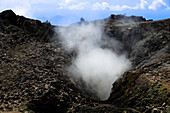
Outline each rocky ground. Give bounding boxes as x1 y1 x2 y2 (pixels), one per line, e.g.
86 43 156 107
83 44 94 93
0 10 169 113
108 56 170 112
105 17 170 112
0 10 94 112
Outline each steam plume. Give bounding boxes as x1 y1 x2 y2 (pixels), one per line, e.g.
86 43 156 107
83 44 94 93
55 22 131 100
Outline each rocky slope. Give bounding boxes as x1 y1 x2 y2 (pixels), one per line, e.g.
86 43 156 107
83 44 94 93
0 10 95 112
108 56 170 112
105 16 170 112
0 10 169 113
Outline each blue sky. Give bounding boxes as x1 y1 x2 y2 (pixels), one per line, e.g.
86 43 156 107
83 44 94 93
0 0 170 25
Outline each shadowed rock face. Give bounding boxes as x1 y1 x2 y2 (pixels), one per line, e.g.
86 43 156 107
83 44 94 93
104 18 170 68
0 10 169 112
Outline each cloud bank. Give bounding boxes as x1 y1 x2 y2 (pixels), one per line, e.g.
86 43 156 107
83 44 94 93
57 0 170 11
0 0 169 18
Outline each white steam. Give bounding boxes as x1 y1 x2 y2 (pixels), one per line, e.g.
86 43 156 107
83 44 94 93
55 22 131 100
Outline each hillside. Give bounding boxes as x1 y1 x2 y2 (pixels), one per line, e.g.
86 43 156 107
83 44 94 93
0 10 169 113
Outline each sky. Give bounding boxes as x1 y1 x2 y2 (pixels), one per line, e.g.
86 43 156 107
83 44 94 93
0 0 170 25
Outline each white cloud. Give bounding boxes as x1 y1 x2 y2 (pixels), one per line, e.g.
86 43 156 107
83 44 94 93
0 0 34 18
148 0 170 10
109 5 133 11
58 0 143 11
0 0 169 18
65 0 77 3
91 0 169 11
59 1 88 10
92 1 146 11
58 0 88 10
68 2 88 10
92 2 109 10
139 0 148 9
